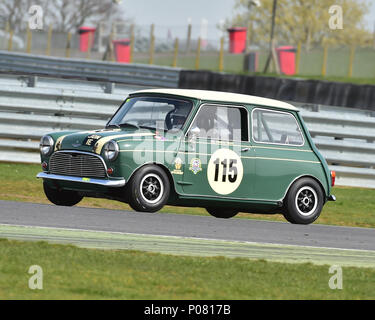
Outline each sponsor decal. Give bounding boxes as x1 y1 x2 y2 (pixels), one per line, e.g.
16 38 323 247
154 131 166 141
83 134 102 147
189 158 202 175
154 135 166 141
171 157 183 175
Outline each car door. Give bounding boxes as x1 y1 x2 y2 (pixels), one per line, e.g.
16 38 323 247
179 103 255 200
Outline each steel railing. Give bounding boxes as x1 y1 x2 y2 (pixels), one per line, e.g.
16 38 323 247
0 51 181 88
295 103 375 188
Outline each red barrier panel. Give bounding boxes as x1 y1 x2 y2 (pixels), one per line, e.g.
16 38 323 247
112 39 131 63
277 46 296 76
78 27 96 52
227 27 247 54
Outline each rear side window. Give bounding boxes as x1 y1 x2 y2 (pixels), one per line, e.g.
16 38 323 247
252 109 304 146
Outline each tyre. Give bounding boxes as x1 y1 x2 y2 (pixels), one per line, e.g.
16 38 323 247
206 207 238 219
127 165 170 212
283 178 324 225
43 181 83 206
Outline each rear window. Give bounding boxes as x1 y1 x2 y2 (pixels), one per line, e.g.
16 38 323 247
252 109 304 146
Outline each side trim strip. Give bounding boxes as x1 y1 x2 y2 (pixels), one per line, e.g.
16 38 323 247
119 149 320 164
248 156 320 164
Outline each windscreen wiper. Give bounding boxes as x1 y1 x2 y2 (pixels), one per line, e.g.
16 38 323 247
106 124 120 129
114 122 139 129
118 122 140 129
106 122 140 130
139 125 158 131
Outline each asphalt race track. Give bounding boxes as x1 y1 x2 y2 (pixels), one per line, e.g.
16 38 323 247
1 200 374 251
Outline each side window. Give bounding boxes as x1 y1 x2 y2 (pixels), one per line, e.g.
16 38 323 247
252 109 304 146
189 105 248 142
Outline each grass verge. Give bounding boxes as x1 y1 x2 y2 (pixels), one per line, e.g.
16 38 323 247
0 162 374 228
0 239 374 300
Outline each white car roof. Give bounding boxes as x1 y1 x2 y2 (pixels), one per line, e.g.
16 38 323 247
132 89 299 112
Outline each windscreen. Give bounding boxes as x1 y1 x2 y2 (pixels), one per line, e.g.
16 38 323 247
108 96 193 132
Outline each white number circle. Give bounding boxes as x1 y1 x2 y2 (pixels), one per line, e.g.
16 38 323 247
207 149 243 195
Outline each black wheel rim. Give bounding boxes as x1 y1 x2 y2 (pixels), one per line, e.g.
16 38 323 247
140 173 164 204
295 186 318 216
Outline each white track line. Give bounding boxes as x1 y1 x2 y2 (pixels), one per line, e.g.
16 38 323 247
0 223 374 254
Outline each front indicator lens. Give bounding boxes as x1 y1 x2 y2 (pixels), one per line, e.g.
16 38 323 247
104 140 119 161
40 135 54 156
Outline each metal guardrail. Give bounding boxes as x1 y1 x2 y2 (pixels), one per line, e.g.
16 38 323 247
0 51 181 88
0 74 374 189
0 75 124 163
296 103 375 188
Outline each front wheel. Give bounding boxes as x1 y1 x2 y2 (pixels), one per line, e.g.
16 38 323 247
127 165 170 213
43 181 83 206
283 178 324 224
206 207 238 219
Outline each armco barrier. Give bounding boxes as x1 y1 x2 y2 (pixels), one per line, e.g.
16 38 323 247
179 70 375 111
0 74 374 188
0 51 180 88
0 75 125 163
295 103 375 188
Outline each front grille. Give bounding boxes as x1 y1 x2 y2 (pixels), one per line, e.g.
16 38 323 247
50 152 107 178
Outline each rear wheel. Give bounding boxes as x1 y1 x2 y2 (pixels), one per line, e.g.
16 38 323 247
283 178 324 224
43 181 83 206
127 165 170 213
206 207 238 219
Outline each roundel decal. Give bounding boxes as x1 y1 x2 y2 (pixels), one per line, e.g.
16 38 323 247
207 148 243 195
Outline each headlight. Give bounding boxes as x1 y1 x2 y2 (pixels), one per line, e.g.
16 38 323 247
40 135 54 156
103 140 119 161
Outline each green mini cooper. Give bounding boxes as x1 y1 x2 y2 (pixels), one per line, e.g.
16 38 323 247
37 89 336 224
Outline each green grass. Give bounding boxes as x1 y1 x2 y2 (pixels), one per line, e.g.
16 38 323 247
0 162 374 228
0 239 374 299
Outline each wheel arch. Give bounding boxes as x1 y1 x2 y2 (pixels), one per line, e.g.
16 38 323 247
283 174 327 204
127 162 177 197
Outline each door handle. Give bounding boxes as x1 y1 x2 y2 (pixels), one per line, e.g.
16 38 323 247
241 147 250 153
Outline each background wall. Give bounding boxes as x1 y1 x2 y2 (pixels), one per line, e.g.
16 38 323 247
179 70 375 111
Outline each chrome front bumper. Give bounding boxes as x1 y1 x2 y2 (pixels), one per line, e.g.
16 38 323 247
37 172 126 188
